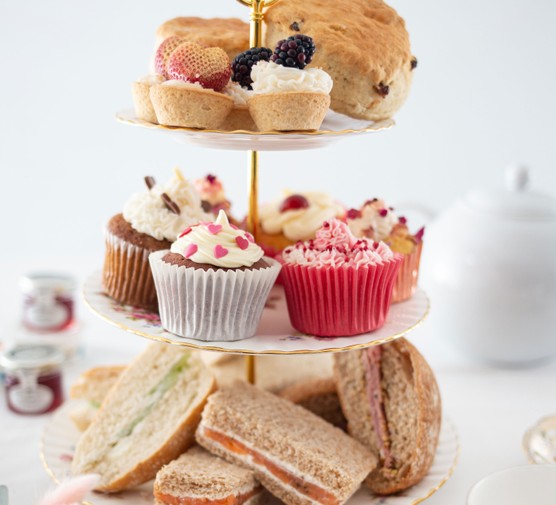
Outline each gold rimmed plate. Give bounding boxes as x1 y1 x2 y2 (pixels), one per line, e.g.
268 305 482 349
116 109 394 151
41 402 458 505
83 271 429 355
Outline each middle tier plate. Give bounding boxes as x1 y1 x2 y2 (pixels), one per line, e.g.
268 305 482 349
84 271 429 355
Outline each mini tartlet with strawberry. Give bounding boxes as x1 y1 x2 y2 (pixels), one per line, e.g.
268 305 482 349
231 35 333 131
347 199 425 303
149 37 234 129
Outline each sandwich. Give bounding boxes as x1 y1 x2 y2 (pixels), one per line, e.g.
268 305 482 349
278 376 347 430
69 364 126 431
154 446 264 505
196 381 375 505
71 343 216 492
333 338 442 494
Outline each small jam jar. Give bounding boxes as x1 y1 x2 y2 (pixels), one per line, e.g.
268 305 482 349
20 273 76 332
1 344 65 415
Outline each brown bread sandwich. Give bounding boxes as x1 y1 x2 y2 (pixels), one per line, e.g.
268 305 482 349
154 446 264 505
196 381 375 505
333 338 441 494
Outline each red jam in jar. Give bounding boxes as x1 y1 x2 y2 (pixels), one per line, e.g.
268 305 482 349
1 344 65 415
20 273 76 332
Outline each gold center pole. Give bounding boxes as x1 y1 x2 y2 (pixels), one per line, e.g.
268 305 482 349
237 0 280 384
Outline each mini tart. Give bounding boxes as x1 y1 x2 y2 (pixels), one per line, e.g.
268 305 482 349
132 81 158 124
150 83 234 129
248 91 330 131
218 104 257 131
103 213 170 312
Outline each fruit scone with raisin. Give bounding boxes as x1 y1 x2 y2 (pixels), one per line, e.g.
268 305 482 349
264 0 417 120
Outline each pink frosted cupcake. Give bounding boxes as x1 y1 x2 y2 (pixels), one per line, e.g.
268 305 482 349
347 199 424 303
280 219 402 337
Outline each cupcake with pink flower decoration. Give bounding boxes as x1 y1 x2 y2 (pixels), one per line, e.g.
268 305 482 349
346 198 424 303
149 209 281 341
280 219 402 337
194 174 233 216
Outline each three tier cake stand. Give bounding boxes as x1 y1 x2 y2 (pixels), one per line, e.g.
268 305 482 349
41 1 460 503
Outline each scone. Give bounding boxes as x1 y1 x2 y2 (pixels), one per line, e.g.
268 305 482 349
264 0 416 120
156 17 249 60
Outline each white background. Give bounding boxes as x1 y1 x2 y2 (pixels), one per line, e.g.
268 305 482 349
1 0 556 266
1 1 556 504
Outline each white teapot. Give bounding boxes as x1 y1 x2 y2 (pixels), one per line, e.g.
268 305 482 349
421 165 556 365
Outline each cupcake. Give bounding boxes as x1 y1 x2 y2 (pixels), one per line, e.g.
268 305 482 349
219 82 257 131
347 199 424 303
103 168 212 311
280 219 402 337
194 174 232 216
258 191 345 257
149 40 234 129
149 210 281 341
132 74 165 123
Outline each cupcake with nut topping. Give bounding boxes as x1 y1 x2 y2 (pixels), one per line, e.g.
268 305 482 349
103 168 212 311
280 219 402 337
149 210 281 341
347 199 424 303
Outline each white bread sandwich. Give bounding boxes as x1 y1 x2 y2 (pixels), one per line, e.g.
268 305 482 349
71 343 216 492
196 381 375 505
154 445 264 505
278 376 347 431
333 338 441 495
69 364 127 431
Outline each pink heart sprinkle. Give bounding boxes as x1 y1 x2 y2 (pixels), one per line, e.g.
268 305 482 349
214 244 229 259
184 243 198 258
245 232 255 243
179 227 192 238
230 224 239 230
207 224 222 235
235 236 249 250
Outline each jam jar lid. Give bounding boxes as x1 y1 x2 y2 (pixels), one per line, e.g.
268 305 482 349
19 272 76 294
0 344 65 372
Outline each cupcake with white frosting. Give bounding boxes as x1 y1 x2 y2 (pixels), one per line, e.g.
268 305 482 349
247 60 333 131
258 190 345 257
103 168 212 311
149 210 281 341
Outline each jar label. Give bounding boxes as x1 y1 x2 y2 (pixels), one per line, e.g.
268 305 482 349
25 302 69 330
9 383 53 413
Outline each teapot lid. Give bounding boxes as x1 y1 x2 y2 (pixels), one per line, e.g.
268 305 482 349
463 165 556 219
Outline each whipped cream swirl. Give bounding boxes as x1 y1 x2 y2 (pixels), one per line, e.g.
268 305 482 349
250 61 333 95
171 210 264 268
347 199 401 241
123 168 212 242
223 82 252 105
282 219 396 268
259 191 344 242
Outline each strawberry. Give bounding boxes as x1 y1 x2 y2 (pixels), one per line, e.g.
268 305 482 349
167 41 232 92
155 36 186 79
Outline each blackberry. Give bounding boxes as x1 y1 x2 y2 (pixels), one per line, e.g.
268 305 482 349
231 47 273 89
270 34 316 69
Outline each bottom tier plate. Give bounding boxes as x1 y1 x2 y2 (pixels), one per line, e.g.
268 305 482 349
41 402 459 505
83 271 430 355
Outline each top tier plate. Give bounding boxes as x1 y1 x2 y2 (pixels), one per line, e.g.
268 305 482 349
116 109 394 151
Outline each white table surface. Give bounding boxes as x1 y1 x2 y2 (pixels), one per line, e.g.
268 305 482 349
1 258 555 505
